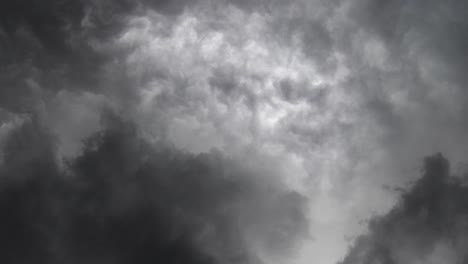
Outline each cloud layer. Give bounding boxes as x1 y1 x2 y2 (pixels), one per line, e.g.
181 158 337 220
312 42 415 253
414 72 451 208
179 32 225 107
1 0 468 263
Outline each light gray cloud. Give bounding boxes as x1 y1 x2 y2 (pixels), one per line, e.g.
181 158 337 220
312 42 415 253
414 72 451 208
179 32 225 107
1 0 468 264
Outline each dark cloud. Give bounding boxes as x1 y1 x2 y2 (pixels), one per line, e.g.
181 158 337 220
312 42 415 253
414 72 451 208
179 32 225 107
0 114 308 264
340 153 468 264
0 0 85 53
0 0 193 114
0 6 312 263
0 0 229 115
0 0 110 113
3 0 468 263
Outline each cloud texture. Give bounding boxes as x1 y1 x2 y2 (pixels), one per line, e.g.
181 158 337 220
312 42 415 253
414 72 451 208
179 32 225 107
0 115 309 264
340 154 468 264
1 0 468 263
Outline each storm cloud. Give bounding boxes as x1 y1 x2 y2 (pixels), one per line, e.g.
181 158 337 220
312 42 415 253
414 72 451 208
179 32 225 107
0 114 308 264
1 0 468 264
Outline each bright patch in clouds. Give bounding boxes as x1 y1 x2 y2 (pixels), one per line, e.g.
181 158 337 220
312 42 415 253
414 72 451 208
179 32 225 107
2 1 468 264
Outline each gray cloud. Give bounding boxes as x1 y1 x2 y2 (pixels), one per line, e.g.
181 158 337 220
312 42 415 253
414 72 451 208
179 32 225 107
321 0 468 187
0 114 309 264
326 1 468 262
340 154 468 264
2 0 468 263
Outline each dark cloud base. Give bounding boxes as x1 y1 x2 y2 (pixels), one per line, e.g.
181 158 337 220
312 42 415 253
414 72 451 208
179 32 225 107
341 154 468 264
0 116 307 264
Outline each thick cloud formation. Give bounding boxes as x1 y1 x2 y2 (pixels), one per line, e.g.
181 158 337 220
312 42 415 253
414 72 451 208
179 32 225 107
0 115 308 264
2 0 468 263
0 2 315 263
340 154 468 264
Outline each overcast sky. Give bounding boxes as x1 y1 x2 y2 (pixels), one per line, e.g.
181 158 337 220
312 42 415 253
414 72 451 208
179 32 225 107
1 1 468 264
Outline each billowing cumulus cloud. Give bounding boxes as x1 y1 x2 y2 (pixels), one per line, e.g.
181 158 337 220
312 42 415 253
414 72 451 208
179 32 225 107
0 115 309 264
1 0 468 263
